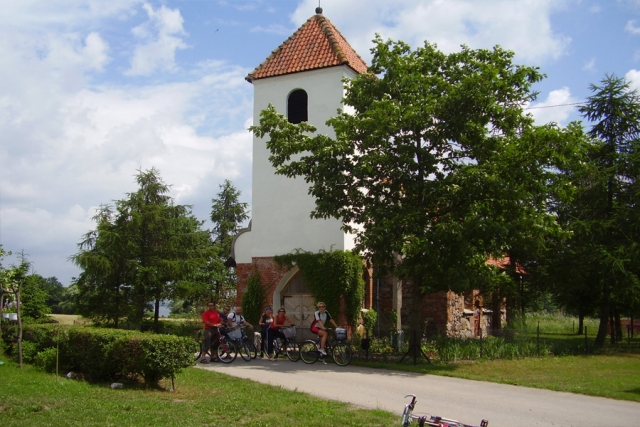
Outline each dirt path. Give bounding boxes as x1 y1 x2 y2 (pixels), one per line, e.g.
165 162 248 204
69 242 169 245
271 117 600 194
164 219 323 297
197 358 640 427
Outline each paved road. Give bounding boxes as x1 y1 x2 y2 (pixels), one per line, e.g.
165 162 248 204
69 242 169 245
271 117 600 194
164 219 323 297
196 358 640 427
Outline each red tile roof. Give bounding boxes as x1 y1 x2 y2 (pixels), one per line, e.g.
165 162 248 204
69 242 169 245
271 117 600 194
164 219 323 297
486 256 526 274
246 12 368 82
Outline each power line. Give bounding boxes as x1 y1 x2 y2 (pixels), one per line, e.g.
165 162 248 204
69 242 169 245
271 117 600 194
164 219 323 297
525 101 586 110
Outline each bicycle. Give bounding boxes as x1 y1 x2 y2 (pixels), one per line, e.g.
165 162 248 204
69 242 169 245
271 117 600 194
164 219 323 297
254 331 263 357
266 325 300 362
195 327 222 362
400 394 489 427
241 326 258 359
195 327 238 363
300 327 352 365
227 325 255 362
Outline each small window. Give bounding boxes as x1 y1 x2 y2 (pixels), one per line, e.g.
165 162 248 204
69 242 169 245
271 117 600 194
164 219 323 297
288 89 308 124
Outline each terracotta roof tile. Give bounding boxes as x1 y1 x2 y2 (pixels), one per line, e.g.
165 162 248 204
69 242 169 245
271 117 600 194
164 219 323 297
246 12 368 82
486 256 526 274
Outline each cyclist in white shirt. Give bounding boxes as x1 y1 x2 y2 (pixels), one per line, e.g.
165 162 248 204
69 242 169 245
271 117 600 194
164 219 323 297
310 302 338 355
227 306 253 334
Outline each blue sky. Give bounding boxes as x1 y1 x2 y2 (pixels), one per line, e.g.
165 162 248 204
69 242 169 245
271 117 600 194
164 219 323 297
2 0 640 285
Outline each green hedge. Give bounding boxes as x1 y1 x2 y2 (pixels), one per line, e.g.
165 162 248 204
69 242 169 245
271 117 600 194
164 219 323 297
9 325 196 386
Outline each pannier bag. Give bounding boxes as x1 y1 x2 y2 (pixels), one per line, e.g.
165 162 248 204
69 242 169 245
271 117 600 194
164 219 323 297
283 326 296 339
227 327 242 340
335 328 347 340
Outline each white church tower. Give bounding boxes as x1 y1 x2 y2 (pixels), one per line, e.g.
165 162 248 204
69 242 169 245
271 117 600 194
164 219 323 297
232 7 369 330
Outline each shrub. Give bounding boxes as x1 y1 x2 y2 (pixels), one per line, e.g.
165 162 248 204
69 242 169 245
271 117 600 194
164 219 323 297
34 347 58 372
58 327 194 386
22 323 59 351
64 328 136 381
138 335 195 385
20 340 38 363
361 309 377 338
242 269 264 325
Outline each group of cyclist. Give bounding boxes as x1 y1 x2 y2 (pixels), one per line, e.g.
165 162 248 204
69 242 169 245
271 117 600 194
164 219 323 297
199 301 254 363
201 301 339 361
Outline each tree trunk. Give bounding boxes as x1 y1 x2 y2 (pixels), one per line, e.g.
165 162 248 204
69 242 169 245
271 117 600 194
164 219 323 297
154 298 160 333
491 289 502 334
595 281 610 348
16 287 23 369
609 309 615 345
114 283 120 328
410 276 423 352
577 311 584 335
614 309 622 343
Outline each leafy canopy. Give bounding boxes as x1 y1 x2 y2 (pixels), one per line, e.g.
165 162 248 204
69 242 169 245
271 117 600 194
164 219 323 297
252 37 569 301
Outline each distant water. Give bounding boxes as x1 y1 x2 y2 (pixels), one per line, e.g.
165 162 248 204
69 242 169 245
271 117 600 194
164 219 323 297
159 301 171 318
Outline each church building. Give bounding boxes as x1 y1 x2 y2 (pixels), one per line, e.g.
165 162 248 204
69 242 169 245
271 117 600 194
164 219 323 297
232 7 502 340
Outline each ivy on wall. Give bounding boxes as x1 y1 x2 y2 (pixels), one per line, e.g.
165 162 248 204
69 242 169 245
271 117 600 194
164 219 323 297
274 250 365 326
241 269 264 325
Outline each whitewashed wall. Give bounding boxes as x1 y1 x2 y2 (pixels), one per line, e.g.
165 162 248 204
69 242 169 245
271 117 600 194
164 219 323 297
239 65 358 259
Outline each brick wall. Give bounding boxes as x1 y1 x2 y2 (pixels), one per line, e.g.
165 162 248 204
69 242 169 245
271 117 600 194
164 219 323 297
235 257 290 310
375 277 499 338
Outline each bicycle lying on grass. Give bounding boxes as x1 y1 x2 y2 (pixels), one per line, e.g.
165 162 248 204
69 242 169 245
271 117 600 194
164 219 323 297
401 394 489 427
299 327 352 365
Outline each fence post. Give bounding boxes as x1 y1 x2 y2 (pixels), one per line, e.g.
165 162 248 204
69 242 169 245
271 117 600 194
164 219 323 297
537 321 540 357
584 326 588 354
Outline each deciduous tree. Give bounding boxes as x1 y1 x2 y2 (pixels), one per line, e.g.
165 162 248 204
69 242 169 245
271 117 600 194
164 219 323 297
252 37 572 340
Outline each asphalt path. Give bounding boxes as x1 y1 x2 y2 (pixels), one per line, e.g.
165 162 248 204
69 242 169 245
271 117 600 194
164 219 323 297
196 357 640 427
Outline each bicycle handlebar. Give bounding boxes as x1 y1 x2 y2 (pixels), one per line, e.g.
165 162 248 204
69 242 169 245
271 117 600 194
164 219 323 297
401 394 488 427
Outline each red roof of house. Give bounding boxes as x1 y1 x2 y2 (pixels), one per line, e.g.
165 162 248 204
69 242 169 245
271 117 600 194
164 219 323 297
486 256 526 274
246 10 368 82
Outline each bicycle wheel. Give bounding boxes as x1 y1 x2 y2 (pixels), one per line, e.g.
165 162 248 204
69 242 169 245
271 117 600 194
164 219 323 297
332 343 352 366
216 339 238 363
245 338 258 359
195 338 203 361
266 338 280 360
285 340 300 362
299 340 319 364
254 333 262 354
238 340 252 362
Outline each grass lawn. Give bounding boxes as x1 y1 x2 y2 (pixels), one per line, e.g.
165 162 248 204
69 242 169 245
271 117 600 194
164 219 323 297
0 356 397 427
354 353 640 402
47 314 90 326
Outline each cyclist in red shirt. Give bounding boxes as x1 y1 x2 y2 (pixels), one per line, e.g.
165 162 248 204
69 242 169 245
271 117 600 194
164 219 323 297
200 301 223 363
267 307 294 357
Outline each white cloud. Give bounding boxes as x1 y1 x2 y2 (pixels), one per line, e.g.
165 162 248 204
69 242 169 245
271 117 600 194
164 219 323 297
83 32 110 70
0 1 253 283
625 20 640 35
0 0 143 28
625 69 640 90
293 0 572 65
527 87 577 126
126 3 189 76
583 58 596 71
250 24 293 35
